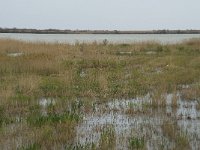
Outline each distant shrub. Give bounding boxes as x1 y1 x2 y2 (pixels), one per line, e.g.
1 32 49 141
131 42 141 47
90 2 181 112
103 39 108 45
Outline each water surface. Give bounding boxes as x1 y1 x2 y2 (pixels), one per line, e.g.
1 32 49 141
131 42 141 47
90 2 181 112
75 93 200 149
0 33 200 44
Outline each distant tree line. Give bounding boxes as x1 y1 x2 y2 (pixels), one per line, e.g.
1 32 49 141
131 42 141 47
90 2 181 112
0 28 200 34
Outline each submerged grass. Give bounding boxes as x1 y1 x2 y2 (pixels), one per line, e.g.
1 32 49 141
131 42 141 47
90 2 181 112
162 120 190 150
99 125 116 150
129 136 145 150
0 39 200 149
27 111 81 127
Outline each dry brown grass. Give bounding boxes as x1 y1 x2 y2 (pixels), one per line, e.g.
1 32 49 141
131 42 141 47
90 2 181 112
181 86 200 100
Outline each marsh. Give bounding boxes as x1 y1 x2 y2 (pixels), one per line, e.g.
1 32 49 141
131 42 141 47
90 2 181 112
0 38 200 149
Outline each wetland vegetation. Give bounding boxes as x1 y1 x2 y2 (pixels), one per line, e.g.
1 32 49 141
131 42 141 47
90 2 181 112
0 39 200 149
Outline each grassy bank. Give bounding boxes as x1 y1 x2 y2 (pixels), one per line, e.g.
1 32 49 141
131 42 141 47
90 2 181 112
0 39 200 149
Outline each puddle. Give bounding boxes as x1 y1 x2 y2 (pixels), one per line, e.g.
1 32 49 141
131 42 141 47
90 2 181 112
39 97 55 107
80 70 86 78
76 93 200 149
180 84 191 89
39 98 55 115
7 52 24 57
118 52 132 55
154 68 163 74
146 51 156 55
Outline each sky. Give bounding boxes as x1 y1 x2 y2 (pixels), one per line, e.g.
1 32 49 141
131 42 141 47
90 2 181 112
0 0 200 30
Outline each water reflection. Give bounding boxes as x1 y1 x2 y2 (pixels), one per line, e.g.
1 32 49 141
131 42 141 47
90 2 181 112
76 93 200 149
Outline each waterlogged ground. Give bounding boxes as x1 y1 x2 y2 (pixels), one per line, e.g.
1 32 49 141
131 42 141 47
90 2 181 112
2 92 200 150
1 39 200 149
75 93 200 149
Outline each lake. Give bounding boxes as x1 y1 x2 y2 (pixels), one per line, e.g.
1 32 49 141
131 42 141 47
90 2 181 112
0 33 200 44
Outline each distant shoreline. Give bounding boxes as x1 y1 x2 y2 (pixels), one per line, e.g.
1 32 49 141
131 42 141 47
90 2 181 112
0 28 200 34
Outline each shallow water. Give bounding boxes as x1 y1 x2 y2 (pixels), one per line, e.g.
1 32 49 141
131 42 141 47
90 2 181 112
1 94 199 149
39 98 56 115
75 93 200 149
1 33 200 44
7 52 24 57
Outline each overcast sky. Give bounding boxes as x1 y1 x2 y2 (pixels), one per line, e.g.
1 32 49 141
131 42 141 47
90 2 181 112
0 0 199 30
